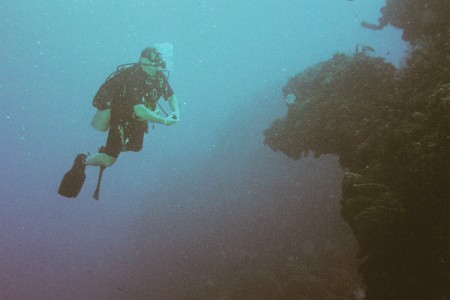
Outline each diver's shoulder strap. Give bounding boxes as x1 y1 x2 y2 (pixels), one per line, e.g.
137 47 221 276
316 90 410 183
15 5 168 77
105 63 139 83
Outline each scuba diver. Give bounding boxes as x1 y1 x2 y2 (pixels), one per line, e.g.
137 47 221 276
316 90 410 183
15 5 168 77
58 46 180 199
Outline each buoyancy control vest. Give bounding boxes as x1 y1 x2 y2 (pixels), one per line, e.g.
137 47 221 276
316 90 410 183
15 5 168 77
92 63 140 111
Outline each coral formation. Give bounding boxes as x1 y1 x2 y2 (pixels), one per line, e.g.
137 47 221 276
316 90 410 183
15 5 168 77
264 1 449 298
361 0 450 44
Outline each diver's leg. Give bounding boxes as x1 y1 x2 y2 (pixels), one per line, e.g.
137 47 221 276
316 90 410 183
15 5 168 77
91 109 111 132
84 125 121 167
85 153 116 167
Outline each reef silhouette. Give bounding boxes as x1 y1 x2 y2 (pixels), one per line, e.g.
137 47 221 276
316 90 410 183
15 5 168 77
264 1 449 299
360 0 449 44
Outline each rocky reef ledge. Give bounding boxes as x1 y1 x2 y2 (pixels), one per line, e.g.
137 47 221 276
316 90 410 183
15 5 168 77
264 16 449 299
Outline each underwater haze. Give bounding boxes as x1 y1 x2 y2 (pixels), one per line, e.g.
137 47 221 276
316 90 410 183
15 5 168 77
0 1 408 299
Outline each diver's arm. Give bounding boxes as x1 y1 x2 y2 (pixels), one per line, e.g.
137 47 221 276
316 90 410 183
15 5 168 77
134 104 166 124
168 95 180 119
134 104 178 126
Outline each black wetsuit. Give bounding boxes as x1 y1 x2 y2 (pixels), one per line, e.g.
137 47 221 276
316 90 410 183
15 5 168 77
92 65 174 157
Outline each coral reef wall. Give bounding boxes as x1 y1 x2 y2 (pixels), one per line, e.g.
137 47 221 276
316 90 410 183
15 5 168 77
264 1 449 299
361 0 449 44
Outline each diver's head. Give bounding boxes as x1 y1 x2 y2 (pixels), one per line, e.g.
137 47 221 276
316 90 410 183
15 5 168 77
140 47 166 75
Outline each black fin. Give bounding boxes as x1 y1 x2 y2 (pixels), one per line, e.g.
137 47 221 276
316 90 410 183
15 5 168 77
92 146 106 200
58 154 87 198
93 166 105 200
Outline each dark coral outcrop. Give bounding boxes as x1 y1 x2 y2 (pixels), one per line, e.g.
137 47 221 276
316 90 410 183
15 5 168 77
361 0 450 44
264 1 449 297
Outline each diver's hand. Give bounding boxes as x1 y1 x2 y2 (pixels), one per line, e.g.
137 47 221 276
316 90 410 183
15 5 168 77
163 115 178 126
171 111 180 121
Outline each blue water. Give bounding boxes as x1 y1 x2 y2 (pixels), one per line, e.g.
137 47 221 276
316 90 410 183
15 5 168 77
0 1 408 299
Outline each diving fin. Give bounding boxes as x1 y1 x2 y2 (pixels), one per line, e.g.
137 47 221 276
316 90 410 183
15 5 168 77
58 154 87 198
93 166 105 200
92 146 107 200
